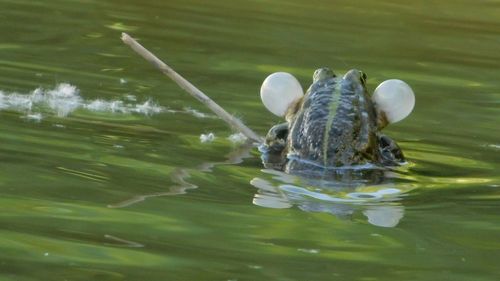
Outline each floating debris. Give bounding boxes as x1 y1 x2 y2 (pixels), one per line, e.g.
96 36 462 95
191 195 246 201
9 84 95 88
43 83 82 117
200 133 216 143
0 83 165 118
132 100 164 115
24 113 43 122
486 144 500 150
227 132 247 144
124 94 136 101
84 99 126 113
0 83 233 126
184 107 216 119
297 248 320 254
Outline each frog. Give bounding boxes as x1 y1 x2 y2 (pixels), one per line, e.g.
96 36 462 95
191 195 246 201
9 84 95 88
260 67 408 174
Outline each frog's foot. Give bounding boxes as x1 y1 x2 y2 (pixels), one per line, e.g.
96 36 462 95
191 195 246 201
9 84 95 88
264 122 289 153
378 134 405 165
260 123 289 170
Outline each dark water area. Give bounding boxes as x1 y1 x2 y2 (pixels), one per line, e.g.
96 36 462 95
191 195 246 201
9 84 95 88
0 0 499 280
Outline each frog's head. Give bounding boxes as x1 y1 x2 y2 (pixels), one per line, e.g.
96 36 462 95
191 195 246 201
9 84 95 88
313 67 336 83
260 67 415 170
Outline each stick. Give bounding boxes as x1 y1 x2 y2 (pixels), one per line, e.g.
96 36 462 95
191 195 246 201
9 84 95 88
121 33 263 143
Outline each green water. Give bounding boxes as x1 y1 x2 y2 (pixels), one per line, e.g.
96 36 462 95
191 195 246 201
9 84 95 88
1 0 499 280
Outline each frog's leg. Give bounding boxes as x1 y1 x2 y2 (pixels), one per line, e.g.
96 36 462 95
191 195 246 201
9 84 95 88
377 134 405 165
264 122 289 152
260 123 289 170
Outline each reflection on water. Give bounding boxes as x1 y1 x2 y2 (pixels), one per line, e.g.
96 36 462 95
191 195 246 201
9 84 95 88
108 140 407 228
103 234 144 248
363 205 404 228
109 141 255 208
107 167 197 208
251 168 409 227
1 0 500 280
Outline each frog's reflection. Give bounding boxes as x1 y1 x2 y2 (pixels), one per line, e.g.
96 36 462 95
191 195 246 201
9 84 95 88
109 142 406 228
250 169 406 228
108 141 255 208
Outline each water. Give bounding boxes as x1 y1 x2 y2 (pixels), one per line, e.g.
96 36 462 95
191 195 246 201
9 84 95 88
0 0 499 280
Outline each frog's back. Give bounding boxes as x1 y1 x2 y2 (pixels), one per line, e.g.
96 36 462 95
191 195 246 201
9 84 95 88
287 71 379 170
288 76 338 164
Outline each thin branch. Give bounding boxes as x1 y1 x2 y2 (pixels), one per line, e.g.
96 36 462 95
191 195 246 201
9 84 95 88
121 33 263 143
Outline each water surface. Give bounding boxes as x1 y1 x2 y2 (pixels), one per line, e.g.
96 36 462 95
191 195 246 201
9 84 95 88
0 0 499 280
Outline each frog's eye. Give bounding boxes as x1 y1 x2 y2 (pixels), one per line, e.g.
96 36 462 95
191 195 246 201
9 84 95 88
260 72 304 117
372 79 415 126
359 71 367 84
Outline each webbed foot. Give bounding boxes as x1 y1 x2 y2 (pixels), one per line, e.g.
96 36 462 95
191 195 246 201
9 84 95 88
264 122 289 153
260 123 290 170
378 134 405 165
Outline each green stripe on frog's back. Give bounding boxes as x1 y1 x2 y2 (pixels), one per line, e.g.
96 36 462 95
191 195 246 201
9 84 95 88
322 80 341 166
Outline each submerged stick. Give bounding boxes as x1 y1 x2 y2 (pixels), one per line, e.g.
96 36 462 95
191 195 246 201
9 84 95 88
121 33 263 143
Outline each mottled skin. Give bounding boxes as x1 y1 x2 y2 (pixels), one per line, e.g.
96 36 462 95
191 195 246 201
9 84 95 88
261 68 404 173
